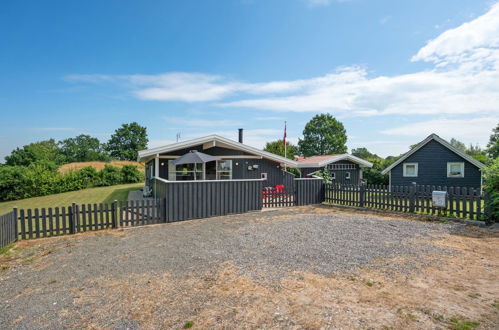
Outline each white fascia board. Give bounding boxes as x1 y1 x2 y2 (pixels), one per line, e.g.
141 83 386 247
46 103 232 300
381 134 486 175
138 135 298 167
296 154 373 168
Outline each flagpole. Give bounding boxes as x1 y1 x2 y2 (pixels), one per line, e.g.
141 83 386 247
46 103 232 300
284 121 287 172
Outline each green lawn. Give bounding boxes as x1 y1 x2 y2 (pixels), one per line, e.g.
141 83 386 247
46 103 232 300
0 183 143 214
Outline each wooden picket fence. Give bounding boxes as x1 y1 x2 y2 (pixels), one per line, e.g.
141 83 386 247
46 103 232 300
0 211 16 249
324 184 485 220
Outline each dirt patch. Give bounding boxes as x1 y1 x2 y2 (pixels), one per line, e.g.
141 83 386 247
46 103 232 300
0 208 497 329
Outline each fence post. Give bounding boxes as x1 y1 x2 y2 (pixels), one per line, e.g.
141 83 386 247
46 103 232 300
69 203 77 234
359 184 365 208
111 200 118 229
409 183 416 213
162 197 167 223
13 207 18 242
483 191 493 222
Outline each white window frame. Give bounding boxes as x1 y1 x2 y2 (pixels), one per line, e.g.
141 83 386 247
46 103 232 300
168 160 204 181
345 172 350 180
261 172 268 180
216 160 232 180
331 172 336 180
403 163 418 177
447 162 465 178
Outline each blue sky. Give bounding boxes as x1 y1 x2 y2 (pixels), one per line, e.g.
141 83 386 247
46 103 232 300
1 0 498 160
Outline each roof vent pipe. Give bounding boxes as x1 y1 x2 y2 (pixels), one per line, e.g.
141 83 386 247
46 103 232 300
238 128 243 143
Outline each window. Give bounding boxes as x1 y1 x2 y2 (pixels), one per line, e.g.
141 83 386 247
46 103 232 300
168 160 204 181
261 172 268 180
403 163 418 177
328 164 356 170
447 162 464 178
216 160 232 180
331 172 336 180
345 172 351 180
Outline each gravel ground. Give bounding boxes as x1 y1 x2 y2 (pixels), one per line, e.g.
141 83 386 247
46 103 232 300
0 206 468 329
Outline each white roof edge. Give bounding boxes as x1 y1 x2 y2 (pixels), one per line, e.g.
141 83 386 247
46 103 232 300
381 134 486 175
297 154 373 168
138 134 298 167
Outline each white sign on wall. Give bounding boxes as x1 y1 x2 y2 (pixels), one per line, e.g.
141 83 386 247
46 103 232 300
432 191 447 208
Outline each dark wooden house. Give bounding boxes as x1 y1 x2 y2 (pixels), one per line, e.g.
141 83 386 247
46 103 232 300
138 131 297 189
381 134 485 189
297 154 373 185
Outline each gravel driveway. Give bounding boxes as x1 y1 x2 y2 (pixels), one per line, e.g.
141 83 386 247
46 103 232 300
0 206 496 329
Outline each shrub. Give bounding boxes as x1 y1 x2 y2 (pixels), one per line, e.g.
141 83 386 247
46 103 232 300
121 165 144 183
0 163 142 202
483 157 499 223
98 165 123 186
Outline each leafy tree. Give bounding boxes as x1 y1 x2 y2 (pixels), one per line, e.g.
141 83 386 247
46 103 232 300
5 139 62 166
487 123 499 159
351 147 378 159
484 157 499 223
106 122 148 161
362 158 389 185
263 140 298 159
450 138 467 153
298 114 347 157
59 134 109 163
450 138 490 164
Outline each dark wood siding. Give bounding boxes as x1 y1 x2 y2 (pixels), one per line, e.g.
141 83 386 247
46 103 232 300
390 140 482 188
300 160 362 184
153 145 294 188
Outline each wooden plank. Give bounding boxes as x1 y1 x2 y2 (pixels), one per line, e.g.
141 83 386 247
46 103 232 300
48 207 54 237
19 209 26 240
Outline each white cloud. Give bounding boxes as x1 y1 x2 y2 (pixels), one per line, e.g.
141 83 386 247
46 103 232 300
66 2 499 135
412 2 499 65
381 117 498 144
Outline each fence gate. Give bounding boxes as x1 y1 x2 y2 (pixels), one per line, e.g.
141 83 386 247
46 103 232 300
262 178 324 208
119 199 163 227
262 186 295 208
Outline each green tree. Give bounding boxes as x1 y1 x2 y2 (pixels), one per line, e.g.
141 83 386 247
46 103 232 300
59 134 110 163
351 147 378 159
484 157 499 222
487 123 499 159
263 140 298 159
450 138 467 153
106 122 148 161
4 139 62 166
298 114 347 157
450 138 490 164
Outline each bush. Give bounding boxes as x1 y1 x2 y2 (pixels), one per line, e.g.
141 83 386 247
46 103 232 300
0 163 143 202
98 165 123 186
121 165 143 183
484 158 499 223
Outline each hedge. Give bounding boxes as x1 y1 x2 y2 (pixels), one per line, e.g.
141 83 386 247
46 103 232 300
0 162 144 202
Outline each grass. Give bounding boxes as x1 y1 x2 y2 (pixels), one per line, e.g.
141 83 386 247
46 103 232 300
183 321 194 328
0 243 14 255
58 160 144 173
0 183 142 214
448 317 480 330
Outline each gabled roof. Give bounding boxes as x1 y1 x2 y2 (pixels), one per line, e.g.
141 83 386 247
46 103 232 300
296 154 373 168
137 134 297 167
381 134 486 175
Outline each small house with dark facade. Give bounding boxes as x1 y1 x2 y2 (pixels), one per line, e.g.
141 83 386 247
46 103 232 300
296 154 373 184
381 134 485 189
137 131 297 190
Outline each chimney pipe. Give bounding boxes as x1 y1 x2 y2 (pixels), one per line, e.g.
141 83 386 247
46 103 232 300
238 128 243 143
